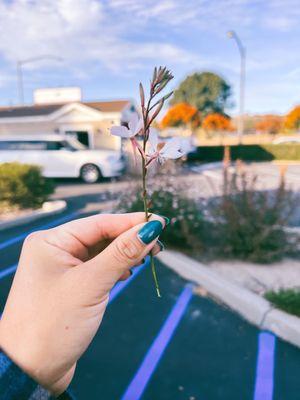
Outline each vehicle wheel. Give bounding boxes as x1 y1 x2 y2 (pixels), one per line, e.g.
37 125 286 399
80 164 101 183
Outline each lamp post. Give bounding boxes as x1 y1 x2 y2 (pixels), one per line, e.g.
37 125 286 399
17 55 63 105
227 30 246 144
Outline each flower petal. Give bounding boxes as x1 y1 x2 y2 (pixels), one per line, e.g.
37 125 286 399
160 137 183 159
128 113 143 136
111 126 131 138
148 128 159 149
146 128 159 157
134 117 144 135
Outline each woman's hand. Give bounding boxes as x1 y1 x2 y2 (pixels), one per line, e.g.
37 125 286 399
0 212 164 395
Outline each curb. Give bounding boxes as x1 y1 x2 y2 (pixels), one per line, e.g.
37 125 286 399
0 200 67 231
158 250 300 348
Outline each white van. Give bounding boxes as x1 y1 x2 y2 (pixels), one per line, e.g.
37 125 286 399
0 135 125 183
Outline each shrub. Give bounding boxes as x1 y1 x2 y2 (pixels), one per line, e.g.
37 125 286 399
0 162 54 210
284 105 300 131
187 144 300 162
116 162 298 263
265 289 300 317
213 167 297 263
161 103 201 129
255 114 283 135
201 113 233 132
115 164 214 254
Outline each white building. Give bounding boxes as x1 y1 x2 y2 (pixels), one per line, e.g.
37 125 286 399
0 87 136 150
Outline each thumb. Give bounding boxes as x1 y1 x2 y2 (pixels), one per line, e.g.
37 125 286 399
82 217 164 290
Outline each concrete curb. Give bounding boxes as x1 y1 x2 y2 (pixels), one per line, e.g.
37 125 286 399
0 200 67 231
158 250 300 348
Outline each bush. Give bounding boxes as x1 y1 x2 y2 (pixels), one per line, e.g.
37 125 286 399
115 164 214 254
265 289 300 317
213 167 297 263
187 144 300 162
0 162 54 210
115 162 298 263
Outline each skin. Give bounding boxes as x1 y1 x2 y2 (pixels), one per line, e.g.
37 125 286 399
0 212 164 395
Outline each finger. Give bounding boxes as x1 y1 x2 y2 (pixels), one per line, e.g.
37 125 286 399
46 213 163 260
82 218 164 290
119 270 132 281
50 212 149 249
152 240 165 256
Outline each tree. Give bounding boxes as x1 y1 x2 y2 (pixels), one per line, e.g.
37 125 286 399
171 72 231 115
202 113 233 132
255 115 283 135
284 106 300 131
161 103 200 129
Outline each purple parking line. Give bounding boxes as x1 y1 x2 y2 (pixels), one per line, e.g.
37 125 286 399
0 212 78 251
121 284 193 400
109 260 148 304
0 264 17 280
253 331 276 400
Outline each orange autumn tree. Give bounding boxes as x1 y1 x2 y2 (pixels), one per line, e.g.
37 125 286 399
284 106 300 130
255 115 283 135
161 102 200 129
202 113 232 131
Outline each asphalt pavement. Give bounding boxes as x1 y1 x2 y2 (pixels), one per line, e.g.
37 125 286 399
0 177 300 399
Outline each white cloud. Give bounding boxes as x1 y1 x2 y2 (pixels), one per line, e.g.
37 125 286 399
0 0 198 73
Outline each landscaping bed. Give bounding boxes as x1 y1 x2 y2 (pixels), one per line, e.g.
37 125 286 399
0 162 56 228
115 161 300 319
187 143 300 162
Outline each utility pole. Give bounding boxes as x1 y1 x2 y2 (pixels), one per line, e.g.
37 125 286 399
227 30 246 145
16 55 63 105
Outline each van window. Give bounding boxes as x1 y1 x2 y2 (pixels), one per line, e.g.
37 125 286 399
46 141 65 150
0 141 47 150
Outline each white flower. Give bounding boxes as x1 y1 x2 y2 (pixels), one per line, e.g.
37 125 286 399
110 113 143 138
147 129 184 163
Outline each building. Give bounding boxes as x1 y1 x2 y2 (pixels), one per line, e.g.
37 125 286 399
0 87 136 150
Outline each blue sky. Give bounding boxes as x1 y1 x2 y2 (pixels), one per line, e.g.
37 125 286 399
0 0 299 115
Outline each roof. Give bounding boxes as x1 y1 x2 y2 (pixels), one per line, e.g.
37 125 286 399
0 134 64 141
85 100 130 112
0 104 62 118
0 100 131 118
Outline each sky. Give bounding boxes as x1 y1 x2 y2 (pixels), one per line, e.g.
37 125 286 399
0 0 299 115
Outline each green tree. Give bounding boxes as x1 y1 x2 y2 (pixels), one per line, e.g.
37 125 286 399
171 72 231 115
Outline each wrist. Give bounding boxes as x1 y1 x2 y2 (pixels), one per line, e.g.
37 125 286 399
0 321 63 395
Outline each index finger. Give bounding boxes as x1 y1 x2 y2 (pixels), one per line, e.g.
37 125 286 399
50 212 164 248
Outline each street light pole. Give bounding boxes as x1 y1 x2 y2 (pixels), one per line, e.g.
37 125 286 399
16 55 63 105
16 61 24 105
227 30 246 145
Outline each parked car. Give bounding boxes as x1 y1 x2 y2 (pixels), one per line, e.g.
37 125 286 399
0 135 125 183
272 136 300 145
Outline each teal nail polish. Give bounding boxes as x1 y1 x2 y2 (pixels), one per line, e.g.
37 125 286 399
138 220 163 244
157 240 165 251
161 216 170 225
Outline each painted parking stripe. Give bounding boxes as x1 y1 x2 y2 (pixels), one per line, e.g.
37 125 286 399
253 331 276 400
121 284 193 400
109 259 149 304
0 264 17 280
0 212 78 251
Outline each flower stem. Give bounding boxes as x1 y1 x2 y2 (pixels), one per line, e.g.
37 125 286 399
150 255 161 297
141 153 161 297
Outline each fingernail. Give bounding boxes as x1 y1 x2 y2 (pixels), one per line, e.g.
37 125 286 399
157 240 165 251
138 220 163 244
160 216 170 226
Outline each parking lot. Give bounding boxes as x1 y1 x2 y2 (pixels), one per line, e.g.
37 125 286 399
0 164 300 399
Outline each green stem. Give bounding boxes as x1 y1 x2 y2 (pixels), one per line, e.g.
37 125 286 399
141 153 161 297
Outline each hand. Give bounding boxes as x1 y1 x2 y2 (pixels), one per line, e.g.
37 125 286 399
0 212 165 395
